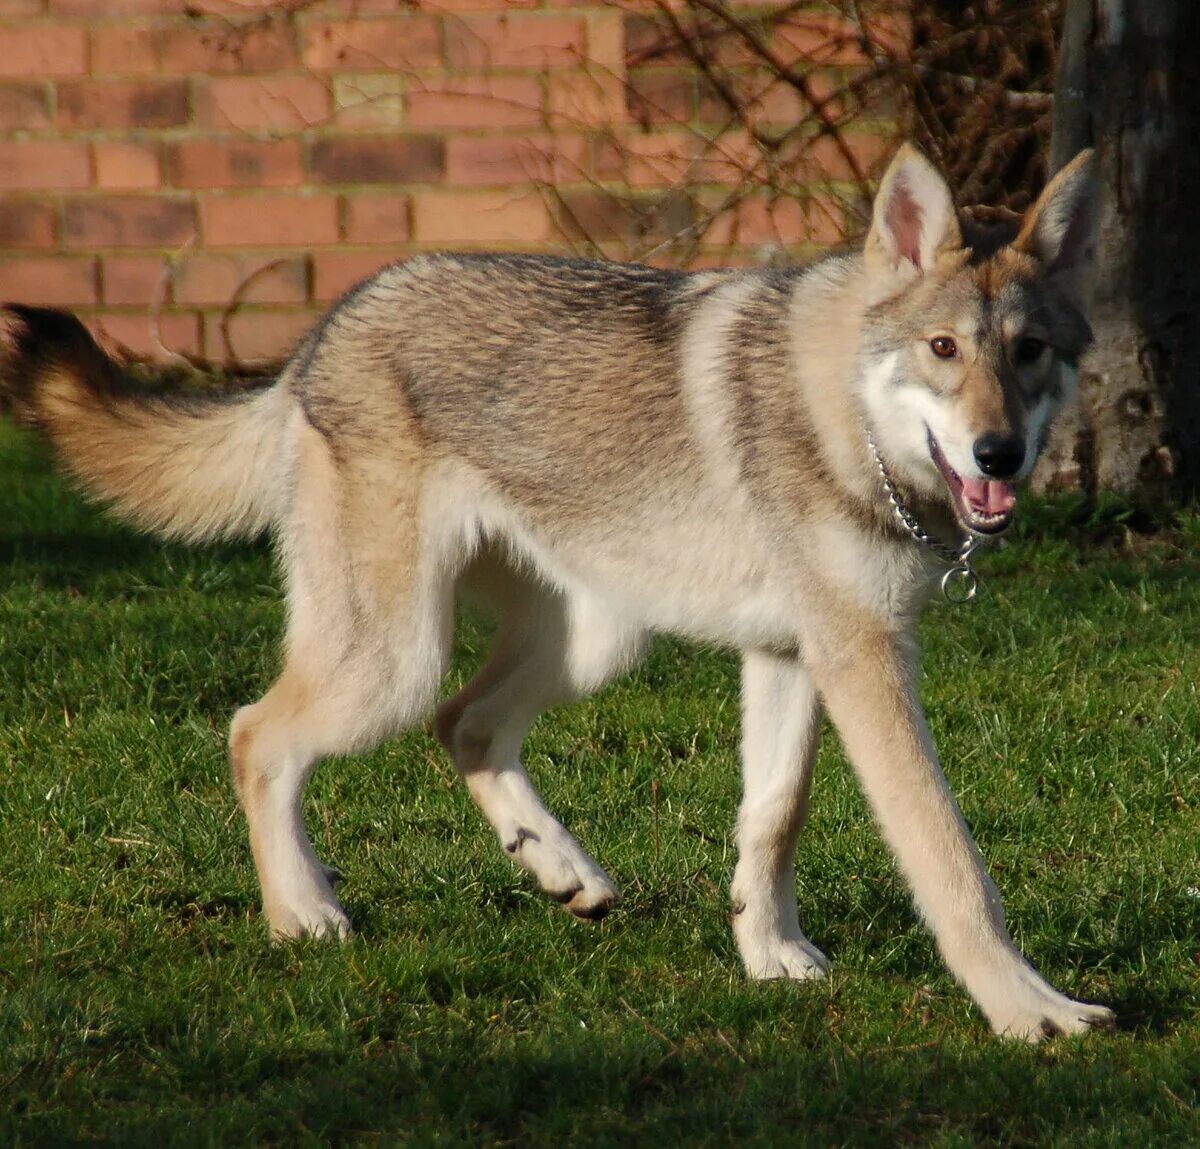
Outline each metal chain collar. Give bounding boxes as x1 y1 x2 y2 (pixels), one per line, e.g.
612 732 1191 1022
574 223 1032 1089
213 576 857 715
865 427 983 604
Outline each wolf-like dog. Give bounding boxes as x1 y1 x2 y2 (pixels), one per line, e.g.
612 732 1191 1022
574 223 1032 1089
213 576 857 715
0 145 1112 1039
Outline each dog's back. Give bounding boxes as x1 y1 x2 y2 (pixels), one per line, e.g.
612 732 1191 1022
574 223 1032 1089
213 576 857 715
0 145 1115 1041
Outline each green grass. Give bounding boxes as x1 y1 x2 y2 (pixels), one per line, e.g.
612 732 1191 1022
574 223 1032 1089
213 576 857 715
1 420 1198 1147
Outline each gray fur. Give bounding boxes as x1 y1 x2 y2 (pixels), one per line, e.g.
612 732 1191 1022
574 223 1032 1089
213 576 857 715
0 145 1114 1041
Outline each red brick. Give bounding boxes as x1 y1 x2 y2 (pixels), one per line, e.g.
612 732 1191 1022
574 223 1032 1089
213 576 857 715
312 249 408 301
749 74 842 127
624 15 687 67
625 8 774 70
394 0 534 9
331 74 403 129
168 138 305 189
173 253 309 305
555 187 692 252
686 131 766 186
154 0 274 13
304 17 442 71
445 133 587 187
0 256 97 305
94 142 161 190
342 195 410 244
209 308 314 364
704 193 847 249
407 75 544 130
552 187 627 246
0 0 49 14
91 310 202 359
584 9 624 75
596 131 700 188
63 197 195 248
161 21 297 73
309 136 444 185
50 0 174 14
773 13 870 67
0 200 57 248
790 131 893 181
0 140 90 190
445 14 586 69
547 71 625 128
627 69 697 124
197 75 330 132
0 82 51 130
204 195 339 247
0 26 86 77
412 188 551 246
90 25 158 74
697 74 734 123
101 255 167 304
57 80 189 130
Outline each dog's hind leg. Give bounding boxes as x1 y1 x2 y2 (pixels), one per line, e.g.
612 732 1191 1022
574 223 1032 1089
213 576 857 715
230 422 454 940
731 650 830 980
437 580 646 921
230 663 385 941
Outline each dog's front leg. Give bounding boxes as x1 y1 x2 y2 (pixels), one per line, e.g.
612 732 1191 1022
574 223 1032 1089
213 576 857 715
730 649 829 980
803 613 1114 1040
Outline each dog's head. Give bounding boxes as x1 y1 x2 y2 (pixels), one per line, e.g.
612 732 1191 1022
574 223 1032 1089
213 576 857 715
859 144 1096 535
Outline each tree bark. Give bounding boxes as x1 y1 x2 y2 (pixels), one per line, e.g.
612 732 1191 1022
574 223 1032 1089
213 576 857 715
1036 0 1200 499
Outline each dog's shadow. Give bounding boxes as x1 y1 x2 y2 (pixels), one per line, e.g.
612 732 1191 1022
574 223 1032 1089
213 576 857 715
1107 984 1195 1037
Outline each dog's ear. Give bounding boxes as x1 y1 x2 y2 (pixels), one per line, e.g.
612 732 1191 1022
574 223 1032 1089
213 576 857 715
1014 149 1097 305
865 144 961 279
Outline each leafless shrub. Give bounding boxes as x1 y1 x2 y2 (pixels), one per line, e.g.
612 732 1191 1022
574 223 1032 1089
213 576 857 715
552 0 1061 264
907 0 1060 212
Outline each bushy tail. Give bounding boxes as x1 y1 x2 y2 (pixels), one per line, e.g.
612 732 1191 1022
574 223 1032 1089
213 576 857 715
0 304 290 543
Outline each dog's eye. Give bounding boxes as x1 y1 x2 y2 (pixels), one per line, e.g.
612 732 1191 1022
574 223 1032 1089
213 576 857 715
1015 337 1047 364
929 336 957 359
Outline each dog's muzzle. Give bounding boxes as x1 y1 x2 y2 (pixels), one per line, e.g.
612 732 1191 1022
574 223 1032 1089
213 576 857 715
928 430 1016 535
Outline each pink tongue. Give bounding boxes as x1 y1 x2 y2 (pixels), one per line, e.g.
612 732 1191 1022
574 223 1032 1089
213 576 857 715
961 478 1016 515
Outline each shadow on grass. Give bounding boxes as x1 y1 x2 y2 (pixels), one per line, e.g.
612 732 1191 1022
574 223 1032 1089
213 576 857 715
1110 984 1199 1039
0 531 267 590
8 1020 1196 1146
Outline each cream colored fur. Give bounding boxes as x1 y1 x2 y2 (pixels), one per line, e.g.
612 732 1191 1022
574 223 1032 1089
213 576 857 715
0 146 1113 1041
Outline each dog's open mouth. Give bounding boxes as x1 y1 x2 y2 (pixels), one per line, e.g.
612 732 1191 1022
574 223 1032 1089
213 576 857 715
927 430 1015 535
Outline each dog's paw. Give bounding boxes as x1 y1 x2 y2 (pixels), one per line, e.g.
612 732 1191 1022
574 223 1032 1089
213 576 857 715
736 922 830 981
977 962 1114 1041
265 872 352 941
504 823 621 921
992 995 1115 1042
553 880 622 922
269 899 352 942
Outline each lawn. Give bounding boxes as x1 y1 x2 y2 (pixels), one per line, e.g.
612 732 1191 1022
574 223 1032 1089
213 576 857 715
1 420 1198 1147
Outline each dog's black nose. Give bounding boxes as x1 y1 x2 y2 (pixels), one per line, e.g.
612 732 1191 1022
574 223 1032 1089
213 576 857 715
973 433 1025 479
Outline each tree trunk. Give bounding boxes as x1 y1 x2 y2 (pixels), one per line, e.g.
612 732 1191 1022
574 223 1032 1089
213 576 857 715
1035 0 1200 499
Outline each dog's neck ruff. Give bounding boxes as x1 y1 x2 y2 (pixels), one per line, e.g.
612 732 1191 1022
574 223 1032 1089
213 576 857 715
865 428 983 604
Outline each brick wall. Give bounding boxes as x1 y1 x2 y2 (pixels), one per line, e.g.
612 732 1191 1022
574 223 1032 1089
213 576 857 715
0 1 898 364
